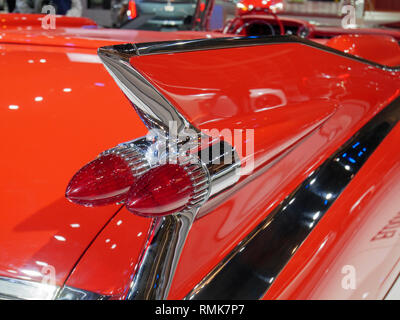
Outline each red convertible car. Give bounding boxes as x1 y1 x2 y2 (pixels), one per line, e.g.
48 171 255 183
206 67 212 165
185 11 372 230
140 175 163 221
0 0 400 300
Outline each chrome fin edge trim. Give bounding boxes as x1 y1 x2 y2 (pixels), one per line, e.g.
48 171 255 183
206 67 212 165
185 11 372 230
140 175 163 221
98 45 197 134
103 35 399 72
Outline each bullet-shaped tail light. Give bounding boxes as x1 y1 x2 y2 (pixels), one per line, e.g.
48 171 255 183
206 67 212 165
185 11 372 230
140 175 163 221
65 143 148 206
125 160 210 217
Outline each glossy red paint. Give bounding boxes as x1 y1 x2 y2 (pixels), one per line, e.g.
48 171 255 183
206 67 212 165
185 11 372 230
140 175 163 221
0 27 224 287
264 121 400 300
0 13 97 29
313 25 400 41
64 42 400 298
65 208 150 297
326 34 400 67
0 43 147 286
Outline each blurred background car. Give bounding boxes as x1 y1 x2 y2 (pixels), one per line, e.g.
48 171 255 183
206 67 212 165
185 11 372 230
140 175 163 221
111 0 197 30
6 0 82 16
1 0 399 30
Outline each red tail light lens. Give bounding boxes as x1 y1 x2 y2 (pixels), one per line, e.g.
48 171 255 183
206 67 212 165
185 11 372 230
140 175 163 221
66 144 148 207
125 164 195 217
66 154 135 206
65 141 211 216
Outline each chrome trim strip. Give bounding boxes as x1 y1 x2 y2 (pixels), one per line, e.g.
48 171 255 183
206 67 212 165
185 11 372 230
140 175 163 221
127 211 198 300
0 276 59 300
126 142 240 300
0 276 107 300
126 156 210 300
98 44 198 134
186 96 400 300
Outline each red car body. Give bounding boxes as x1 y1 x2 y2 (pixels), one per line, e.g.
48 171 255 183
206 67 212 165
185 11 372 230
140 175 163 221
0 8 400 300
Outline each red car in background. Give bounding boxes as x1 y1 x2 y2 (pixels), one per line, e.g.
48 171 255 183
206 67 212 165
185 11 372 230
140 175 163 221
0 0 400 300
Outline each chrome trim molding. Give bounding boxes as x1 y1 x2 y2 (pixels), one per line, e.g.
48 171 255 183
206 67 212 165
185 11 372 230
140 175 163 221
101 35 399 72
98 45 197 134
186 96 400 300
0 276 107 300
0 276 59 300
